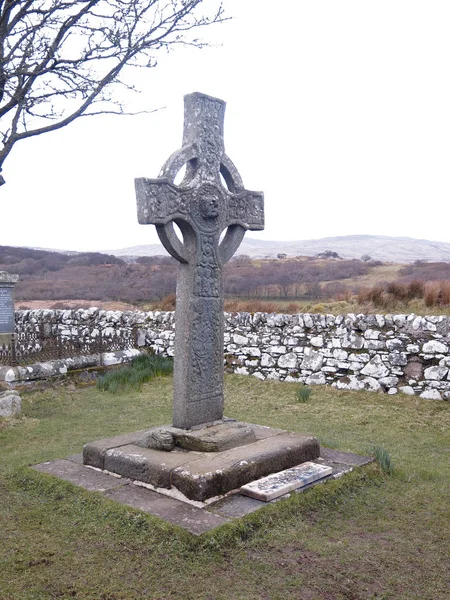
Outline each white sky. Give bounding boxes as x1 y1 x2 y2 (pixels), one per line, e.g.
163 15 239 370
1 0 449 252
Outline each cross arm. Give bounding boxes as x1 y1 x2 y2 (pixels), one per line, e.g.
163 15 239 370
226 190 264 231
135 177 189 225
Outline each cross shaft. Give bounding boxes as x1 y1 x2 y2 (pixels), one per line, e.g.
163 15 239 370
135 92 264 428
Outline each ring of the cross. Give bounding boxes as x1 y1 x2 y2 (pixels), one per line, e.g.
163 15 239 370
159 144 244 194
157 144 248 265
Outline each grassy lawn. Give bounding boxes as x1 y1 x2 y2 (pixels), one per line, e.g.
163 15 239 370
1 375 449 599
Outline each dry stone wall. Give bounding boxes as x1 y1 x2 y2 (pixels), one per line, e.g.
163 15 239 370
10 309 450 400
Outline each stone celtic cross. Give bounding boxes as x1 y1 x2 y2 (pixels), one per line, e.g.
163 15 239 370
135 92 264 429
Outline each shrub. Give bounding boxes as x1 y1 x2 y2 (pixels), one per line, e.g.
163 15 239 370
424 282 440 307
407 280 425 299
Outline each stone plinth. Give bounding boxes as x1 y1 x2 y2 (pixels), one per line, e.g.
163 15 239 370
83 423 320 502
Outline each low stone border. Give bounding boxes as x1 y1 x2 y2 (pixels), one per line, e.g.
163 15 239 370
0 348 142 384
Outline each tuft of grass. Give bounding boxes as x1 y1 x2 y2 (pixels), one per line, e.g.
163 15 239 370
295 384 312 403
371 444 395 475
96 353 173 393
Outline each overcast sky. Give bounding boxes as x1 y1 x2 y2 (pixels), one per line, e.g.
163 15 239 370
1 0 449 252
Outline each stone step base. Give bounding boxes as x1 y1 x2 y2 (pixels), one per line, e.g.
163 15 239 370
32 448 373 535
83 422 320 502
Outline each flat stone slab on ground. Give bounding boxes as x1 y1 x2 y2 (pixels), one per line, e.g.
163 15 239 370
240 461 333 501
32 459 130 492
104 484 230 536
319 447 374 467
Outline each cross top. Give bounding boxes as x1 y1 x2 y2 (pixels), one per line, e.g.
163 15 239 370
135 92 264 267
135 93 264 428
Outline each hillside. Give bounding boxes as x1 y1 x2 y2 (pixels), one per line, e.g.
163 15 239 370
2 244 450 311
106 235 450 263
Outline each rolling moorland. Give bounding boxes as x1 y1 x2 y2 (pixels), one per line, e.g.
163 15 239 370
106 234 450 263
2 243 450 315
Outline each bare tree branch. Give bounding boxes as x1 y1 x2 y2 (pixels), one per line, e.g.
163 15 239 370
0 0 227 185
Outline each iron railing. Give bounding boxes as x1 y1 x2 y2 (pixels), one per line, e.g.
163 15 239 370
0 327 140 367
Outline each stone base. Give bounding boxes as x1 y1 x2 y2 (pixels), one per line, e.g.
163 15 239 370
33 447 373 535
83 422 320 502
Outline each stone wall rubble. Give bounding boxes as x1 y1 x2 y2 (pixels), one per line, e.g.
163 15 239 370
7 309 450 400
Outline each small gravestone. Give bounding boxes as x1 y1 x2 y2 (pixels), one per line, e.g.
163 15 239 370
0 391 21 417
0 271 19 366
135 92 264 429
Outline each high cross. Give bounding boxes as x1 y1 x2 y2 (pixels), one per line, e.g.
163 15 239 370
135 92 264 429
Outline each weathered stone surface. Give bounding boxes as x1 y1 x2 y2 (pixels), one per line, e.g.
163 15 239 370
103 445 198 488
422 340 448 354
84 424 319 502
139 428 175 451
240 462 332 502
83 429 151 469
360 355 389 378
32 459 130 492
173 422 257 452
171 432 319 501
399 385 415 395
404 358 424 380
135 92 264 429
306 372 326 385
277 352 297 369
104 484 230 536
335 375 381 392
301 348 323 371
0 391 21 417
424 366 448 380
420 389 443 400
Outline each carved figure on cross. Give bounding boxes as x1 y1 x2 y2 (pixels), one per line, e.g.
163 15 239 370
135 92 264 429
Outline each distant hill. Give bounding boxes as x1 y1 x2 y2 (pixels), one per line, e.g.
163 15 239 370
106 235 450 264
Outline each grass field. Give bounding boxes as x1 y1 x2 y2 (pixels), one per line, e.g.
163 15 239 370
1 375 449 599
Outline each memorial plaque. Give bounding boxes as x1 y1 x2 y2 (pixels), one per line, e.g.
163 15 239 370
0 272 19 339
240 462 333 501
0 287 14 334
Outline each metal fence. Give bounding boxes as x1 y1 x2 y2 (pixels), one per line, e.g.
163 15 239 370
0 327 140 367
